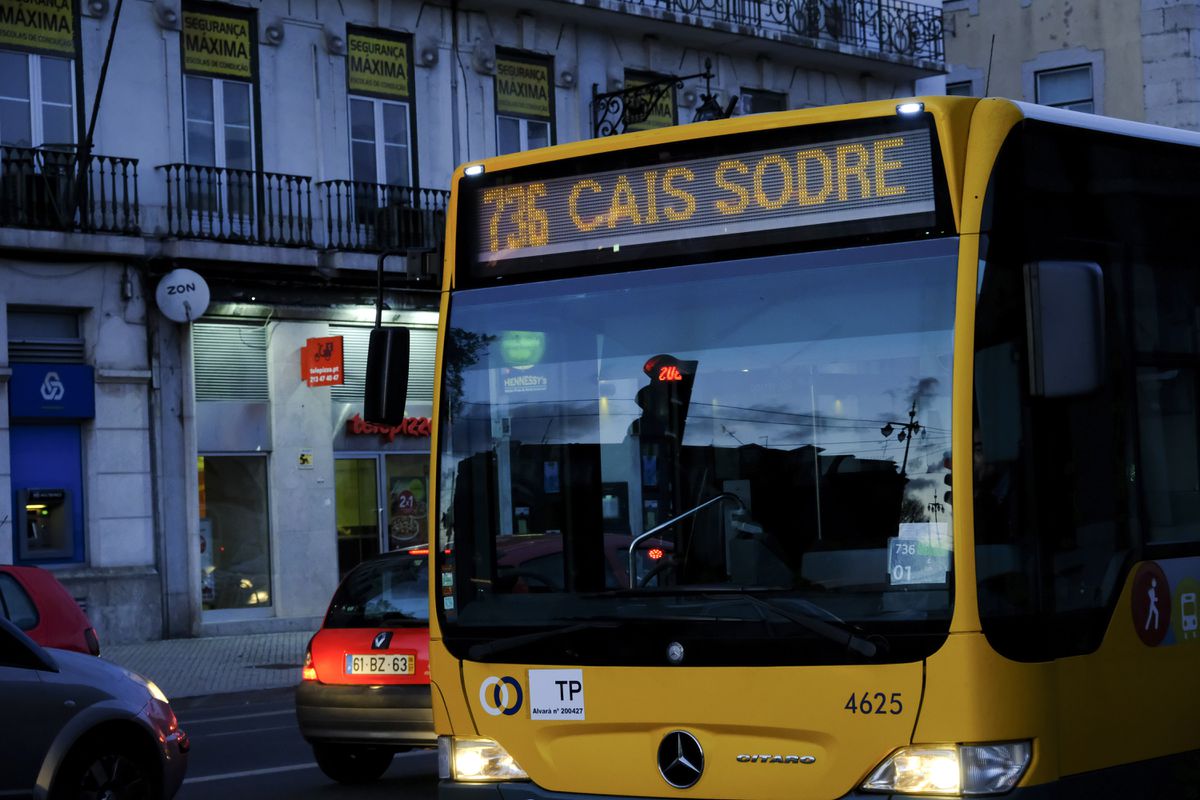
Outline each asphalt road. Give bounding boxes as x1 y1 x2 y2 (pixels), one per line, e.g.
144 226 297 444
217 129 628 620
173 687 438 799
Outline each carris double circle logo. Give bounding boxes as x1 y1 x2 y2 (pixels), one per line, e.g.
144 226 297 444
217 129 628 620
479 676 523 716
40 372 65 402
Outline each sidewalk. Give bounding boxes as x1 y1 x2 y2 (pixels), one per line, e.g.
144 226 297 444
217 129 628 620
103 630 314 699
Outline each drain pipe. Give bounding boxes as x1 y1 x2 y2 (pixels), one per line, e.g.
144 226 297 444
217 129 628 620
450 0 462 168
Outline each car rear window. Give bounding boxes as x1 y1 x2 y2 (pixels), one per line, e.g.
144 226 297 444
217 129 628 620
325 555 429 628
0 573 40 631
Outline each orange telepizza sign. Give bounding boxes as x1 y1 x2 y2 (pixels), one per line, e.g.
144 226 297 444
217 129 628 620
347 413 431 441
301 336 344 387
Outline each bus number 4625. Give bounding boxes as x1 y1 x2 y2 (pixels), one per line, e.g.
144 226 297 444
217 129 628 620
845 692 903 715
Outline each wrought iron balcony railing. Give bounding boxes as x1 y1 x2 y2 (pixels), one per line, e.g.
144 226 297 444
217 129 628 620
318 180 450 255
0 145 140 234
589 0 943 62
159 164 314 247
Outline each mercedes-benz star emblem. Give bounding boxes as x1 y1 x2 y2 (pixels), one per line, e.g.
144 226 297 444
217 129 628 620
667 641 685 665
658 730 704 789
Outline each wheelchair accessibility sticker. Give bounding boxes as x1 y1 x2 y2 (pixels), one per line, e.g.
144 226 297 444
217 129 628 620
1131 557 1200 647
480 676 524 716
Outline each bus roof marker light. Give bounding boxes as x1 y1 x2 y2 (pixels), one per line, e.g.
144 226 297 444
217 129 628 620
896 102 925 115
464 164 485 177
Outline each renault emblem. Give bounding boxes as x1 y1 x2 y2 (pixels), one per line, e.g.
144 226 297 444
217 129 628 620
371 631 393 650
658 730 704 789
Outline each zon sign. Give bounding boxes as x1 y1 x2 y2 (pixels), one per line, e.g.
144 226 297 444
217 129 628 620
155 268 210 323
470 127 936 270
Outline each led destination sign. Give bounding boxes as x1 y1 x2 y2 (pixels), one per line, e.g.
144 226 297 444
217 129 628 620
472 127 936 268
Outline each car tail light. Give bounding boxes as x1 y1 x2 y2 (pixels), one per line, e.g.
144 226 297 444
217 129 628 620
302 642 318 682
84 627 101 657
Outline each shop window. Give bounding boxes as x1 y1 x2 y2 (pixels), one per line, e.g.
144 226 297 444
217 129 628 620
386 454 429 549
495 51 554 155
1035 65 1093 112
0 49 75 148
336 457 382 578
739 88 786 115
333 455 429 578
198 455 272 610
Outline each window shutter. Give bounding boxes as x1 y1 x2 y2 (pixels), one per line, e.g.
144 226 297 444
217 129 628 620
331 325 435 406
7 309 84 363
192 322 269 401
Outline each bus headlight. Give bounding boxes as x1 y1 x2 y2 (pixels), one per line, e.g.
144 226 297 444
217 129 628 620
439 736 529 782
862 741 1031 795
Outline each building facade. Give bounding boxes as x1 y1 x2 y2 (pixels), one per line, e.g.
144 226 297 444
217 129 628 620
1 0 944 642
944 0 1200 129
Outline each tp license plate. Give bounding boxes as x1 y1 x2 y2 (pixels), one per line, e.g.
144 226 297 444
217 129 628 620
345 653 415 675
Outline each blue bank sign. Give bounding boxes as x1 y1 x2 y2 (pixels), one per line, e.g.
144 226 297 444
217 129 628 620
10 364 96 419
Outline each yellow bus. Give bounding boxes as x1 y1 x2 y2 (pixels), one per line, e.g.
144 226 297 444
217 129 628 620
381 96 1200 799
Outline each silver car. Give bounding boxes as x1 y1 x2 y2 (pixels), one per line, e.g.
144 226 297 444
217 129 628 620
0 616 189 799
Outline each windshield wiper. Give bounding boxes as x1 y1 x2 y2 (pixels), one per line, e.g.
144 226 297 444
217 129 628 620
701 590 882 659
468 619 621 661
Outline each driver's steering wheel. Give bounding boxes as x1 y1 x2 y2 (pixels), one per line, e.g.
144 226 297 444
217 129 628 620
637 557 676 588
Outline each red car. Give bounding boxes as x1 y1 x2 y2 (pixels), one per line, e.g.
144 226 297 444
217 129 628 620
0 565 100 656
296 546 433 784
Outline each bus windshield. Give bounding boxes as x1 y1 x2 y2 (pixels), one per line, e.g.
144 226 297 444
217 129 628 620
438 237 957 666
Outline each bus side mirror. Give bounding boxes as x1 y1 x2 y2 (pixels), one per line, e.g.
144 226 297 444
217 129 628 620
364 327 410 424
1024 261 1105 397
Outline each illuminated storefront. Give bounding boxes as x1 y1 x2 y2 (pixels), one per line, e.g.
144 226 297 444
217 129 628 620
191 314 436 626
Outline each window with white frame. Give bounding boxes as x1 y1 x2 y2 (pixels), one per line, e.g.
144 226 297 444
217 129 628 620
1035 65 1093 113
184 75 255 214
946 81 973 97
349 96 412 187
0 50 74 148
497 115 550 156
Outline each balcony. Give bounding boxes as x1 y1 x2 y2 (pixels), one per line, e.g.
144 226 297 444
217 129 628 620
318 181 450 255
159 164 316 247
2 154 450 276
551 0 943 68
0 145 140 234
